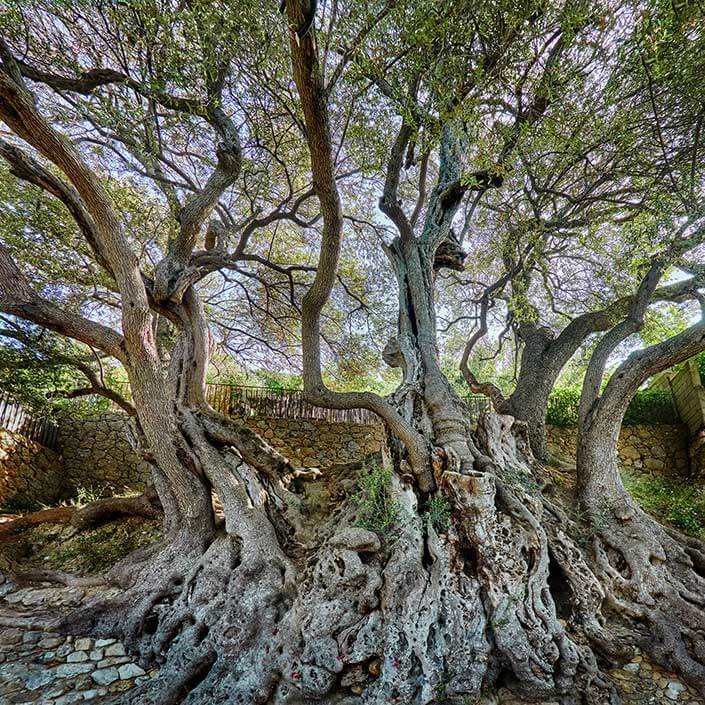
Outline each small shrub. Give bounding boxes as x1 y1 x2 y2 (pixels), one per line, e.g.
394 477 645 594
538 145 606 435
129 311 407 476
546 386 676 426
423 494 452 532
0 494 42 514
352 464 399 535
71 482 115 507
622 389 675 425
546 387 581 426
569 503 613 546
623 472 705 537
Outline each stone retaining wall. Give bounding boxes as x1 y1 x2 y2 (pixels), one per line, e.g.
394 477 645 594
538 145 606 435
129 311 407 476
57 412 386 493
0 428 64 507
242 416 385 468
546 423 690 474
1 413 692 506
58 412 152 493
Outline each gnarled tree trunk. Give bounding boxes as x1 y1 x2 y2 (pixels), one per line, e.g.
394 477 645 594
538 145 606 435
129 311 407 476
575 270 705 692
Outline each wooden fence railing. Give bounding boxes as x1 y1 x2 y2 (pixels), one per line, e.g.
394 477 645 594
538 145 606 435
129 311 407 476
207 384 380 424
0 392 59 450
108 382 492 425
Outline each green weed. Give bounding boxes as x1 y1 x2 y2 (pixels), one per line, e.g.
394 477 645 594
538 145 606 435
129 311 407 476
423 494 452 532
352 463 399 536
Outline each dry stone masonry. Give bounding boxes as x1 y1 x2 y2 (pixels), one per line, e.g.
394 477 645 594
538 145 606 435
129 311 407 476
0 429 63 508
0 583 156 704
479 657 704 705
0 410 694 508
57 412 386 494
2 410 386 507
243 416 386 468
546 423 690 475
57 413 152 494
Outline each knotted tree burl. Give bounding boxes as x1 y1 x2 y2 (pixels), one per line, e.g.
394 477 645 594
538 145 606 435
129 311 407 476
1 2 705 703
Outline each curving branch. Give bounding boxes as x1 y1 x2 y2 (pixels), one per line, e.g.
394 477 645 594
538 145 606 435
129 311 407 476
0 243 126 361
0 53 155 362
578 261 665 428
286 0 432 489
378 120 415 241
0 138 112 276
459 271 515 409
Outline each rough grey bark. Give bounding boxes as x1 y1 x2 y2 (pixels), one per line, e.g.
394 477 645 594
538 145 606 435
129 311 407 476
575 268 705 690
500 314 615 461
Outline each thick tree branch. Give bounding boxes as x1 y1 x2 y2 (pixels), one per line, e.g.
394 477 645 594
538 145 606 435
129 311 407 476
0 138 112 275
459 270 515 409
578 261 664 428
0 59 155 362
286 1 431 489
0 243 126 361
379 121 415 240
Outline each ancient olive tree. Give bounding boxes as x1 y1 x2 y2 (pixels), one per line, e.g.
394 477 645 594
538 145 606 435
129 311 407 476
1 1 705 705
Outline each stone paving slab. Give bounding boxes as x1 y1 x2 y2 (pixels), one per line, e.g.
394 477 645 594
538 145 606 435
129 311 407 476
0 583 155 705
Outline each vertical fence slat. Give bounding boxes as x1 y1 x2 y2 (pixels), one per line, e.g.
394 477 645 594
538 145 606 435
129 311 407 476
0 392 59 450
78 383 491 427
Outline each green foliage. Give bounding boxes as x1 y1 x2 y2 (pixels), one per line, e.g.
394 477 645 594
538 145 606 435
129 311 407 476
208 358 399 396
0 321 128 418
640 304 688 346
0 494 42 514
546 387 676 426
697 352 705 386
545 387 581 426
568 502 613 546
27 518 162 574
623 472 705 538
422 494 452 532
352 464 399 536
0 344 80 417
622 389 676 425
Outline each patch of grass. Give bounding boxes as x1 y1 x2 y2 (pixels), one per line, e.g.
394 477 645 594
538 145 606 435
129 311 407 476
27 517 162 574
623 472 705 537
422 494 452 532
0 494 42 514
352 463 399 536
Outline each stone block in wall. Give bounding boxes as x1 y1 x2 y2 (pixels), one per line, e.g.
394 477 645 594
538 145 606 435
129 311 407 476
620 445 641 460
